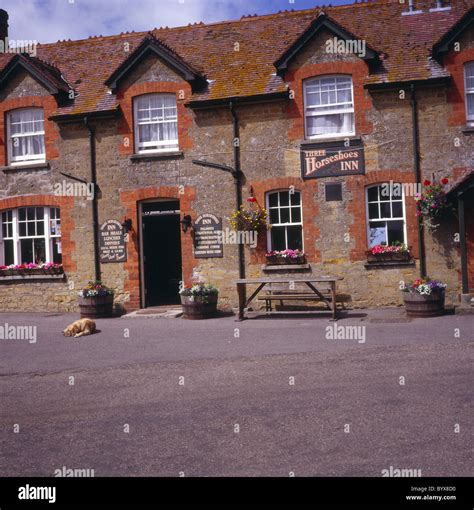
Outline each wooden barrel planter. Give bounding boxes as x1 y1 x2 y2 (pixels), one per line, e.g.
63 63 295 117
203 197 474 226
402 290 445 318
181 294 218 320
78 295 114 318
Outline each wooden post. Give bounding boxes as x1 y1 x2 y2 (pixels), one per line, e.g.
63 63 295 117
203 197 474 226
458 195 469 294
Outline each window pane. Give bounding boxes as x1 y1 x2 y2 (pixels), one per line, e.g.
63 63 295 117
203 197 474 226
20 238 33 263
392 201 403 218
279 192 289 206
268 193 278 208
19 208 26 221
53 239 62 264
368 203 379 219
280 208 290 223
33 238 46 264
27 222 36 236
271 226 286 251
290 192 301 206
287 226 303 251
369 221 386 247
27 207 35 220
4 239 14 265
387 220 405 244
19 222 26 237
291 207 301 223
37 220 44 236
380 202 391 218
269 208 279 224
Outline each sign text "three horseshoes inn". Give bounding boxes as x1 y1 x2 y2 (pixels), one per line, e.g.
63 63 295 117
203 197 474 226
301 139 365 179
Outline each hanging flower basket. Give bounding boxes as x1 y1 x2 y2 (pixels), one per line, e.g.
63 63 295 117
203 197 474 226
400 278 447 317
230 197 268 233
415 178 451 231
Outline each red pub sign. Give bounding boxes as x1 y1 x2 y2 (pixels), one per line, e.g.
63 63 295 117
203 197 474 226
301 139 365 179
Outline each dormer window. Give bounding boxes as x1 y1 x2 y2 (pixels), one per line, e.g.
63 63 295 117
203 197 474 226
465 62 474 126
133 94 178 153
303 75 355 139
7 108 45 166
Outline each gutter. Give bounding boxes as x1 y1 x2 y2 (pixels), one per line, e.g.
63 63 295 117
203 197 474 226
410 84 426 279
186 91 289 110
49 108 120 124
364 76 451 91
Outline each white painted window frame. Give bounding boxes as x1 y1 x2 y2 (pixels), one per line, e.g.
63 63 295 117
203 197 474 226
266 189 304 252
0 207 60 265
303 74 355 140
464 61 474 126
6 107 46 166
365 184 407 248
133 93 179 154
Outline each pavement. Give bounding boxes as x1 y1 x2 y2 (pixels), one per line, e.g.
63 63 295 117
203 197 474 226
0 308 472 477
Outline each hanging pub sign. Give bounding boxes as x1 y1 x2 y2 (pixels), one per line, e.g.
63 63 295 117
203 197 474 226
193 213 223 258
99 219 127 263
301 139 365 179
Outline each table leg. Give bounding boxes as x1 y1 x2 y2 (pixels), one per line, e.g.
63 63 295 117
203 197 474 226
330 281 337 321
237 283 245 321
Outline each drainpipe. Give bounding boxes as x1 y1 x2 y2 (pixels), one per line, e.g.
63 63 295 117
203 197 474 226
229 101 245 280
410 84 426 278
84 116 101 282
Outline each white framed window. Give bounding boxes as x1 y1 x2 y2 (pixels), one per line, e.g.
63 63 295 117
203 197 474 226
133 94 178 153
266 190 303 251
304 75 355 139
465 61 474 126
366 184 406 247
0 207 61 266
6 108 46 165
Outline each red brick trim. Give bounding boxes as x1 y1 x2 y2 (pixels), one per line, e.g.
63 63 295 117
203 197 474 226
285 61 373 141
0 96 60 167
119 186 197 310
248 177 321 264
445 48 474 127
0 194 76 272
346 171 418 261
116 81 193 156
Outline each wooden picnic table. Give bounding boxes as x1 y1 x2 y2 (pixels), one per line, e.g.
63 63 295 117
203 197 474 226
235 276 343 321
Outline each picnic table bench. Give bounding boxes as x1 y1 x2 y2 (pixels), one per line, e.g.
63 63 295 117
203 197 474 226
235 276 343 321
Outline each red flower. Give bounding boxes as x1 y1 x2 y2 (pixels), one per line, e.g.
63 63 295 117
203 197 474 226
247 197 257 202
441 178 449 185
423 180 431 186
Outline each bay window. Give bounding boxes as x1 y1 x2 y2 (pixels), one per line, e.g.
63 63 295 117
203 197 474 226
366 184 406 247
7 108 46 165
465 61 474 126
0 207 61 266
304 75 354 138
266 190 303 251
134 94 178 153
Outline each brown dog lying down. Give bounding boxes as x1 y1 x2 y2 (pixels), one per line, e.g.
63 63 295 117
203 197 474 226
63 318 96 338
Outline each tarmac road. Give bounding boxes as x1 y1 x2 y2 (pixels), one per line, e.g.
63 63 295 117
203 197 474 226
0 310 472 476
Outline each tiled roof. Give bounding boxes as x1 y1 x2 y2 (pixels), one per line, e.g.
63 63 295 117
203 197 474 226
0 0 472 115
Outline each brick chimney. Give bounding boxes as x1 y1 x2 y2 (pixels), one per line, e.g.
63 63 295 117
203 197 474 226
0 9 8 42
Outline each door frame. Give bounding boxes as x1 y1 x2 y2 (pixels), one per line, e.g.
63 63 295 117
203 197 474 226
138 198 181 308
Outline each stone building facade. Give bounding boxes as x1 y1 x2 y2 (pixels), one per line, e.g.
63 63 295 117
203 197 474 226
0 0 473 312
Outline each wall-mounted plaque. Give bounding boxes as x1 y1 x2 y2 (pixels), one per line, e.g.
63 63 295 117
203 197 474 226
301 139 365 179
193 213 223 258
99 219 127 263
